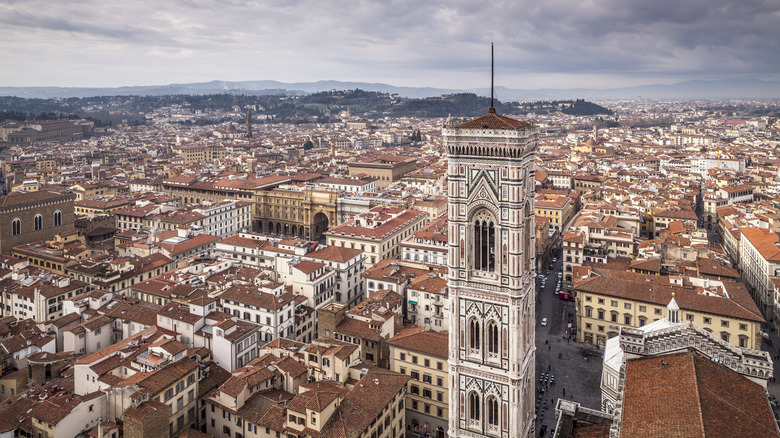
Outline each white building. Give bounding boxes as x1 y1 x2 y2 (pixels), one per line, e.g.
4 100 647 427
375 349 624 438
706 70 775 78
192 199 253 238
303 245 366 309
218 280 296 342
400 216 448 266
212 318 261 372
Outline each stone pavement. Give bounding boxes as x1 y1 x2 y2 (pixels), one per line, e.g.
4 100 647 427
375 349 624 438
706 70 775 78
534 256 603 436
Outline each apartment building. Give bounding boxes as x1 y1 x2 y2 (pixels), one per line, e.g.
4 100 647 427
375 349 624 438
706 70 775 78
73 328 201 436
406 274 448 331
575 267 764 349
388 328 449 438
218 281 296 342
535 193 573 231
326 206 428 268
400 215 448 267
318 289 403 368
738 227 780 325
305 245 365 309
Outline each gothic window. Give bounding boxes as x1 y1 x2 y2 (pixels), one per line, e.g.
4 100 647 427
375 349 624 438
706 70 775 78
468 391 480 422
11 218 21 236
468 318 480 351
473 210 495 271
34 214 43 231
487 321 499 356
487 396 499 428
523 203 531 271
53 210 62 227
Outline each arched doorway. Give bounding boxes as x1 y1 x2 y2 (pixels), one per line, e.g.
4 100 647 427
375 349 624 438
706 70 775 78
276 223 281 234
292 225 298 237
267 221 273 234
312 212 329 241
258 221 264 233
436 427 445 438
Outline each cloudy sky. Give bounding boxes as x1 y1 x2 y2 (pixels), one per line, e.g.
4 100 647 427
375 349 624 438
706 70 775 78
1 0 778 90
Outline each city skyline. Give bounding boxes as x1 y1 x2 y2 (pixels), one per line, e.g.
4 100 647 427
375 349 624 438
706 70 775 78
1 0 779 91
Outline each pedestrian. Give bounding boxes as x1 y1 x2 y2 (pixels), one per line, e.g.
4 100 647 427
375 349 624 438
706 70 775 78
559 353 562 359
548 345 551 350
567 338 570 343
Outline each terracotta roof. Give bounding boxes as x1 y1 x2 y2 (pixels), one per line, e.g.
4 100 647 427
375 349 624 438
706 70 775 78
454 111 533 130
0 190 73 208
293 260 324 275
319 368 410 438
620 351 780 437
387 328 448 358
575 268 764 323
307 246 363 263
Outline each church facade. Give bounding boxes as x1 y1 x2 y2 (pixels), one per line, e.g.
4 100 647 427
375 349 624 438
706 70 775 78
445 109 538 437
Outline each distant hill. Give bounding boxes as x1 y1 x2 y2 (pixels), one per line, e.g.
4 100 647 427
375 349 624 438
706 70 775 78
1 78 778 100
0 92 613 125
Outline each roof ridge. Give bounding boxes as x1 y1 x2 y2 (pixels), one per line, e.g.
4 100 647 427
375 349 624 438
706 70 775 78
690 352 707 435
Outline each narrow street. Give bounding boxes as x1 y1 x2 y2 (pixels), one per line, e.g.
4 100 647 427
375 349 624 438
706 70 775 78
534 250 602 436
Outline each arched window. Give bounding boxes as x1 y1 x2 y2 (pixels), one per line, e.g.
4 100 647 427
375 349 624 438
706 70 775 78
12 218 21 236
469 318 480 351
468 392 480 422
487 321 499 355
34 214 43 231
53 210 62 227
487 396 499 427
473 210 495 271
523 202 532 271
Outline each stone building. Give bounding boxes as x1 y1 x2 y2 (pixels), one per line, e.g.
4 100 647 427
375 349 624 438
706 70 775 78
255 184 338 241
0 191 75 254
348 155 417 189
445 107 538 437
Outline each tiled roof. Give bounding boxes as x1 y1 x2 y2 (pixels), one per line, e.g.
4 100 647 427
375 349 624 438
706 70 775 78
0 190 72 208
293 260 324 275
307 246 363 263
575 268 764 323
319 368 410 438
620 351 779 437
454 111 533 130
219 284 295 310
387 328 448 358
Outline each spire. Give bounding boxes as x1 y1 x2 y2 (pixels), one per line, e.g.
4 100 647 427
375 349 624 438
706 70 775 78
489 42 496 114
667 292 680 324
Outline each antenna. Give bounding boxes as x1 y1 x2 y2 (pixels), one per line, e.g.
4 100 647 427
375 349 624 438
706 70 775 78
490 42 495 113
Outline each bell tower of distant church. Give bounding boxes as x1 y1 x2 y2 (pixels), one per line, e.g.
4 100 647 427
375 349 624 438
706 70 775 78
446 45 537 438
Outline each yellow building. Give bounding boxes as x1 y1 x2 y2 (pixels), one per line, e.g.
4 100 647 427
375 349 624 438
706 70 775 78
173 144 227 164
69 181 127 201
348 155 417 189
11 232 89 273
255 185 339 241
574 267 764 349
534 193 573 231
387 328 449 438
75 198 133 218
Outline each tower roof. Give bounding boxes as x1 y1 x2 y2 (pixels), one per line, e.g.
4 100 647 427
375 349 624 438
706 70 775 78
454 111 532 130
667 296 679 312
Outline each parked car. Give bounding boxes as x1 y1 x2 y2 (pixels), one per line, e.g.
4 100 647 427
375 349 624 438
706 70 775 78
541 318 548 327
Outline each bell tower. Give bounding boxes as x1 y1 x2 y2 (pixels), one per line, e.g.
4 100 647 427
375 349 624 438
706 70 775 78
445 47 537 438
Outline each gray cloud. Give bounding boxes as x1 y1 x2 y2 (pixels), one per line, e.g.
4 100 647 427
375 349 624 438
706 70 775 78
0 0 778 88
